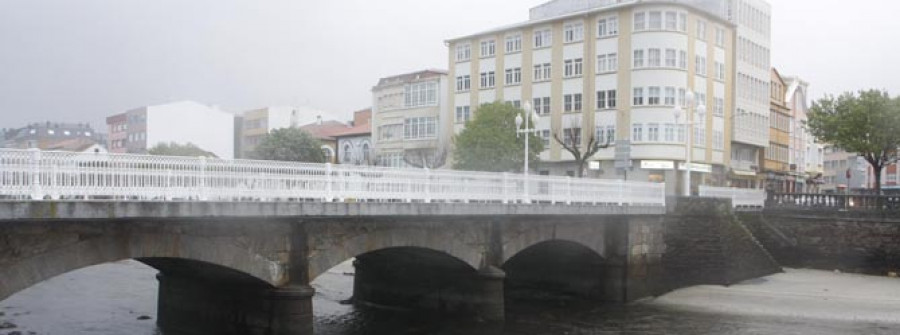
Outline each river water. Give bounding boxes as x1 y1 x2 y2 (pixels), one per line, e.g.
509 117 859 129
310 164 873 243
1 260 898 335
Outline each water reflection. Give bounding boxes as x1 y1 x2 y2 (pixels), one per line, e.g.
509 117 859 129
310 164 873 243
0 260 896 335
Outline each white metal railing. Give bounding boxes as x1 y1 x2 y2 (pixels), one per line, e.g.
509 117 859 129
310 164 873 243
0 149 666 206
699 185 766 208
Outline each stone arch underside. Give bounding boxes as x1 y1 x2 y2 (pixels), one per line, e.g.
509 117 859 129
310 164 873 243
305 219 487 282
503 239 613 301
0 222 287 301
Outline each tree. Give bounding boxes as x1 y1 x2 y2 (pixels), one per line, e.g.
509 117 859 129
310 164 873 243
553 120 611 178
807 90 900 195
403 147 449 169
148 142 217 158
252 128 326 163
453 102 544 172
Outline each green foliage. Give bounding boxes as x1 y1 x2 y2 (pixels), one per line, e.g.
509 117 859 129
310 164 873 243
252 128 326 163
808 89 900 193
148 142 217 158
453 102 544 172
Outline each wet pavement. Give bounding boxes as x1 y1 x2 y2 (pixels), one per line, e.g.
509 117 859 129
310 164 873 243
1 260 898 335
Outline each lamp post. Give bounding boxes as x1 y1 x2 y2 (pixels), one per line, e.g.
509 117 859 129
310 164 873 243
674 92 706 197
518 102 541 202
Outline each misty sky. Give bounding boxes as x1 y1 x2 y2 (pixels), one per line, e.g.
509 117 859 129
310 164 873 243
1 0 898 130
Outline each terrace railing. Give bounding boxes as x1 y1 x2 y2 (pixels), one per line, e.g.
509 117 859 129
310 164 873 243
0 149 666 207
766 193 900 212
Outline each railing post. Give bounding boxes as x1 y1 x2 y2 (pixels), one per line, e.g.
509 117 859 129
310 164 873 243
325 163 333 202
566 176 572 205
617 180 625 206
198 156 208 201
502 172 509 204
424 168 431 204
29 149 42 200
165 170 173 201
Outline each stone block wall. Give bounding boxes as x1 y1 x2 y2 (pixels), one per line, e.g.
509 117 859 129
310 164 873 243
741 211 900 275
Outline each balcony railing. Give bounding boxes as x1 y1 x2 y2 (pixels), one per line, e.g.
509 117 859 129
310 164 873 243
0 149 666 207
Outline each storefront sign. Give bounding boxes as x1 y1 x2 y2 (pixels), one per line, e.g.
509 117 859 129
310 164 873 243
678 162 713 173
641 160 675 170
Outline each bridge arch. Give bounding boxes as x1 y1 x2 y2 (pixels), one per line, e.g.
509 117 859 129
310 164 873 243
305 220 485 281
0 223 285 301
502 239 613 301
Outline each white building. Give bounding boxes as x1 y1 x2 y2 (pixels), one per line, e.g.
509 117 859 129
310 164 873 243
445 0 772 194
107 101 235 159
784 76 824 191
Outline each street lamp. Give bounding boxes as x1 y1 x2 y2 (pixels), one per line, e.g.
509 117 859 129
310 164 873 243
674 92 706 197
518 102 541 202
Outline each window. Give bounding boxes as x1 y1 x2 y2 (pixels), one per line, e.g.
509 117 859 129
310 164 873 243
714 130 725 150
678 88 686 107
564 22 584 43
664 124 675 142
342 144 352 163
534 29 552 48
694 127 706 147
564 128 582 148
607 16 619 35
664 87 676 105
505 34 522 53
665 12 677 30
632 123 644 142
378 124 403 141
505 67 522 85
606 126 616 144
677 123 686 143
714 97 724 116
534 63 552 81
541 130 551 147
533 97 551 115
455 106 471 123
633 87 644 106
480 71 495 88
404 81 438 107
715 62 725 81
634 12 646 31
506 100 522 108
649 11 662 30
597 91 607 109
563 93 582 112
648 87 661 105
715 28 725 47
696 20 707 40
456 43 471 62
695 56 707 76
404 117 437 140
480 39 495 58
665 49 677 67
564 58 583 77
607 90 617 108
633 49 644 68
679 50 688 69
564 94 582 112
678 13 687 32
455 75 470 91
648 123 660 141
607 53 618 71
648 48 661 67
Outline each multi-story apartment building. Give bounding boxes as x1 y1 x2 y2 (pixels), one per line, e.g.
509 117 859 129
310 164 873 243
106 101 235 159
762 68 792 192
237 106 341 159
822 146 868 192
784 75 824 192
3 122 103 151
446 0 771 195
372 70 449 168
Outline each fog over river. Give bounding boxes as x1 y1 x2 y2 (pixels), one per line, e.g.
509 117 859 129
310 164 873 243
1 260 898 335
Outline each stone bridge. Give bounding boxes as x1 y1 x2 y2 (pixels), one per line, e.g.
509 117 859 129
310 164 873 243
0 199 780 335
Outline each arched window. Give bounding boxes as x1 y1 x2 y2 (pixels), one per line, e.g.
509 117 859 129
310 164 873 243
342 144 352 163
321 146 334 163
362 143 370 163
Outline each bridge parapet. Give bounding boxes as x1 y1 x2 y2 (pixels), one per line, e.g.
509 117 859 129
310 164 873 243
0 149 665 207
766 193 900 212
